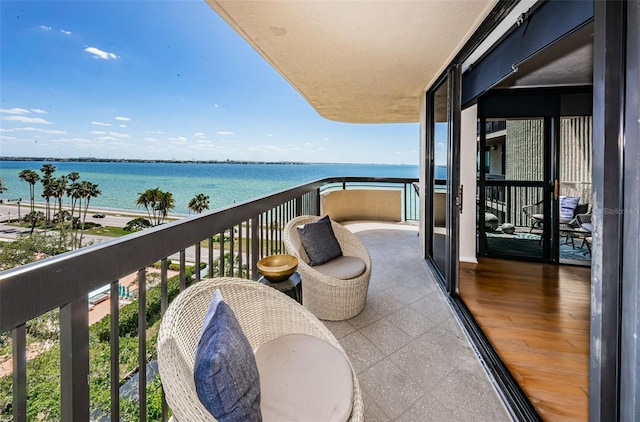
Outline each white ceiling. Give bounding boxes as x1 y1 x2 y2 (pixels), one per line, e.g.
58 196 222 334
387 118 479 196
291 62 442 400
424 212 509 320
206 0 498 124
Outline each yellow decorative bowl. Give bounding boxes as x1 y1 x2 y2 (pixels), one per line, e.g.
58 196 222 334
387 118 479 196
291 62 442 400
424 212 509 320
257 254 298 282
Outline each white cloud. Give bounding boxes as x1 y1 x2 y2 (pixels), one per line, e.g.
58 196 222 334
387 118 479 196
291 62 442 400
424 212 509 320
84 46 118 60
1 108 30 114
195 132 205 138
115 116 130 121
146 130 165 135
119 124 127 128
30 109 47 114
213 104 219 108
145 138 159 143
217 131 234 135
168 136 188 143
108 131 130 138
40 25 52 31
60 29 72 35
267 134 273 137
0 134 21 141
91 121 113 127
90 131 107 135
3 116 52 124
13 127 66 134
96 136 117 141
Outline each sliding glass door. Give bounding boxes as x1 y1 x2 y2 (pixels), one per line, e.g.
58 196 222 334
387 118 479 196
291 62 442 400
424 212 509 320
478 117 549 260
426 67 460 291
431 81 449 274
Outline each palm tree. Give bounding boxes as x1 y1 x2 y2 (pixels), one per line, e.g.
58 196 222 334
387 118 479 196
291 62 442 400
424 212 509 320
0 177 7 195
156 191 175 225
67 171 80 183
80 181 101 226
50 175 69 244
18 169 40 214
136 188 161 224
188 193 210 214
136 188 174 225
78 181 101 247
40 163 56 224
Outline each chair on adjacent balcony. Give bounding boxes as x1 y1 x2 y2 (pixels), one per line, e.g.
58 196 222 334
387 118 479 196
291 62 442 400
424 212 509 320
575 212 593 254
522 197 589 232
283 215 371 321
522 200 545 232
157 277 364 421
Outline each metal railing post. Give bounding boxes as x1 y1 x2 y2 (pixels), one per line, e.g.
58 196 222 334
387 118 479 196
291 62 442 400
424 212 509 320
137 269 147 422
60 296 89 422
12 325 27 422
110 281 120 422
251 217 259 277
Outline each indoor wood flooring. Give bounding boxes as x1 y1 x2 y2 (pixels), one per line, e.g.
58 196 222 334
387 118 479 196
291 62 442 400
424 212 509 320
459 258 591 422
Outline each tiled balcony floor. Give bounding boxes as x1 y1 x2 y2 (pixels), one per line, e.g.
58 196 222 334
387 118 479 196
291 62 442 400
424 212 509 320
324 222 512 421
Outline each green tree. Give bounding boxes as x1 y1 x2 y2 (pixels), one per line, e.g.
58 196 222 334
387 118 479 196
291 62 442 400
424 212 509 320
78 181 101 246
67 180 82 247
51 175 68 218
18 169 40 215
40 163 56 224
124 217 152 232
187 193 210 214
136 188 175 225
157 191 175 224
24 211 45 235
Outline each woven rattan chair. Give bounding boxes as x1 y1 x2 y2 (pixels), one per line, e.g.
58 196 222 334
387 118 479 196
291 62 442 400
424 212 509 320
283 215 371 321
157 277 363 422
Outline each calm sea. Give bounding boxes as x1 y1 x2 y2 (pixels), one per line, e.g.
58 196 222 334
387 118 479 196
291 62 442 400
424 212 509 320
0 161 418 215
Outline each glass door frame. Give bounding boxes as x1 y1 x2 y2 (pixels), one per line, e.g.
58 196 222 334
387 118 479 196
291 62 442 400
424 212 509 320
425 65 461 295
476 115 555 262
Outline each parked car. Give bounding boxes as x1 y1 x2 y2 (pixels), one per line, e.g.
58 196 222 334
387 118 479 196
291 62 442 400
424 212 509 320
92 213 105 218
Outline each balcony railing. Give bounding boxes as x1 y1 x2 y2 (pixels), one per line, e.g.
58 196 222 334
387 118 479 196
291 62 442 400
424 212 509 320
0 176 418 422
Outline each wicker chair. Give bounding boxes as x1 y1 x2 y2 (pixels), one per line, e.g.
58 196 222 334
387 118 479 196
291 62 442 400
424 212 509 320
283 215 371 321
157 277 363 422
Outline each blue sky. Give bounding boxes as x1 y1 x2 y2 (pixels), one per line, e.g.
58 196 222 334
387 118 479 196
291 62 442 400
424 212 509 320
0 1 419 164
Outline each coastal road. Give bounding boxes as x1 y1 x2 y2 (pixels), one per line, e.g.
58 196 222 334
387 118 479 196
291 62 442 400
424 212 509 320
0 203 211 265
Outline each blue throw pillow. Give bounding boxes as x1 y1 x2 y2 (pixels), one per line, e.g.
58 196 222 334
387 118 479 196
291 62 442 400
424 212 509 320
297 215 343 266
559 196 580 220
194 290 261 421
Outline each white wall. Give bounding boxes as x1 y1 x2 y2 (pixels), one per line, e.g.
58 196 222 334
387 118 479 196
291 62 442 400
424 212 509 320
460 105 478 263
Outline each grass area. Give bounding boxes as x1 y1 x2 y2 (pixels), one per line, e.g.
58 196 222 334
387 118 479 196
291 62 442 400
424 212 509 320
89 226 134 237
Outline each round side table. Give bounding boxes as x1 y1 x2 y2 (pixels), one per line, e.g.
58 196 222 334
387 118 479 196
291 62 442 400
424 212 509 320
255 271 302 304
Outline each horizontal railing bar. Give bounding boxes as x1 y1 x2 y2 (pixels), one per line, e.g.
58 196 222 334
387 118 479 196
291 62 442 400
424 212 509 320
483 180 546 187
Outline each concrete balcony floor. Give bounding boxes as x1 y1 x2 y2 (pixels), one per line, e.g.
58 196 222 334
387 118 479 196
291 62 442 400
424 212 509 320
326 221 512 421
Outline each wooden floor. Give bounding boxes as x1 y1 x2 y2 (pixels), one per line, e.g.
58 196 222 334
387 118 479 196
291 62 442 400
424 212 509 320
459 258 591 422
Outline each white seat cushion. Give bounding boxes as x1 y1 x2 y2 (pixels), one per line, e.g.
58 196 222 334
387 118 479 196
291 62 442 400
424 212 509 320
312 256 366 280
255 334 353 422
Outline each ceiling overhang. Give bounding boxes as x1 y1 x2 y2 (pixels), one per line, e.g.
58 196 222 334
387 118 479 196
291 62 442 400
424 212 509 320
205 0 498 123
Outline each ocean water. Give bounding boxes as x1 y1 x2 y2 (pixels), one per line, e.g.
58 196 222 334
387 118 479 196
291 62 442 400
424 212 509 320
0 161 418 214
